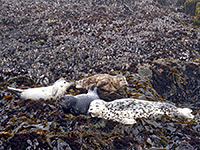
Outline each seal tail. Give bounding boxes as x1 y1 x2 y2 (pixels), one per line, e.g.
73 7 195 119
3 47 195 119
86 84 99 99
177 108 194 119
7 87 23 98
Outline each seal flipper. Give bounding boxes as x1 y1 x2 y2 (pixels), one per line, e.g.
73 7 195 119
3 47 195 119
7 87 23 98
121 118 137 125
52 86 58 97
86 84 98 93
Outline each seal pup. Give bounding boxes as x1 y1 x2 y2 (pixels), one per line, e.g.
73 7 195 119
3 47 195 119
8 78 73 100
58 86 99 115
75 74 128 91
88 99 194 125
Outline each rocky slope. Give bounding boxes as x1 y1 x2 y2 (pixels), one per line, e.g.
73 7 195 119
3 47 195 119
0 0 199 149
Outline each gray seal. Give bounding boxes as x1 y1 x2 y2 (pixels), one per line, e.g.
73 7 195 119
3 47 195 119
88 98 194 125
58 87 99 115
8 77 73 100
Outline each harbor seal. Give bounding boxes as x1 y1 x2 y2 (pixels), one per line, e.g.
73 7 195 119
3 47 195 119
8 77 73 100
58 87 99 115
88 98 194 125
75 74 128 91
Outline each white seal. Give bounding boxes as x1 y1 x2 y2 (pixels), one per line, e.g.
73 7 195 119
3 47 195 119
58 87 99 115
8 77 73 100
88 98 194 124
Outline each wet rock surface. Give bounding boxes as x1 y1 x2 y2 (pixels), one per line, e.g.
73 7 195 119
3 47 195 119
0 0 200 149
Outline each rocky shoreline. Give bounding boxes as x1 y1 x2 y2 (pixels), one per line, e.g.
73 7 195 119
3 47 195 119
0 0 200 149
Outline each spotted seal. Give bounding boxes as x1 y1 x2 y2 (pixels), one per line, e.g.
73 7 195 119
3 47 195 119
8 77 73 100
88 98 194 124
58 86 99 115
75 74 128 91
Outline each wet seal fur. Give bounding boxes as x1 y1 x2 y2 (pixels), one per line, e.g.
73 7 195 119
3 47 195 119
8 77 73 100
88 98 194 125
75 74 128 91
58 86 99 115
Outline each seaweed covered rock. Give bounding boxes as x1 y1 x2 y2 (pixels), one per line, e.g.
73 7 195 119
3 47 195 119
184 0 200 16
177 0 187 6
157 0 170 6
149 58 200 104
193 2 200 25
0 0 200 149
184 0 200 25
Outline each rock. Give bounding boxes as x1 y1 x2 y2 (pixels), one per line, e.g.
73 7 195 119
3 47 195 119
193 2 200 25
184 0 199 16
0 0 199 149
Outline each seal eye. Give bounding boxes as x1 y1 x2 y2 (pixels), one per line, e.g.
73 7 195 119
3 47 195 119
64 81 66 84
